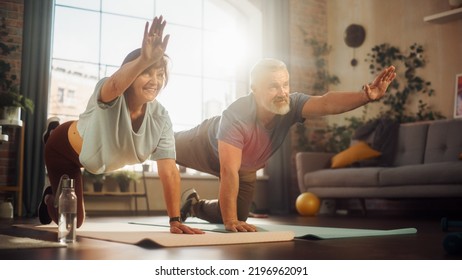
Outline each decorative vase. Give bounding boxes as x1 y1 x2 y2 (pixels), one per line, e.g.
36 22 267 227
449 0 462 9
0 106 21 122
93 182 103 192
118 181 130 192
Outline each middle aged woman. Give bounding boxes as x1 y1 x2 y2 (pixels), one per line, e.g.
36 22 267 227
40 16 203 235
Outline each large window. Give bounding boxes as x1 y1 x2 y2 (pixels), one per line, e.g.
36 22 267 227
49 0 260 132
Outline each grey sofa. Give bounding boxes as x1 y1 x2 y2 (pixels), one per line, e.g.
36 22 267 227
296 119 462 199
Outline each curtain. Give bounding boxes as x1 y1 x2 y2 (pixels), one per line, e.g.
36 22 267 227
20 0 54 217
259 0 292 214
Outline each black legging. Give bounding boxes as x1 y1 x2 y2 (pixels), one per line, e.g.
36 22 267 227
44 121 85 227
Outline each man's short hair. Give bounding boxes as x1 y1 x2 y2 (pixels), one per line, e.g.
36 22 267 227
250 58 287 87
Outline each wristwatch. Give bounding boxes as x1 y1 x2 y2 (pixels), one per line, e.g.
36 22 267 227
169 216 181 223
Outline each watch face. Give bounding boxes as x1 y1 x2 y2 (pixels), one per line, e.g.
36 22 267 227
344 24 366 48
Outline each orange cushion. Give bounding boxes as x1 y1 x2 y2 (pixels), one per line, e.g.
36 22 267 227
331 141 382 168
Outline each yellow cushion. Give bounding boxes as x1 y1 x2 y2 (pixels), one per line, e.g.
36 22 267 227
331 141 382 168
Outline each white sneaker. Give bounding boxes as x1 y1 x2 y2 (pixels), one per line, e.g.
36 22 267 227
42 117 60 144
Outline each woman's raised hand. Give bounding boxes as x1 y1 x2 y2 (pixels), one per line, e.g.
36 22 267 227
141 16 170 66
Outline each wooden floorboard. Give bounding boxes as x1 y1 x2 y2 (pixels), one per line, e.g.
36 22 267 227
0 214 460 260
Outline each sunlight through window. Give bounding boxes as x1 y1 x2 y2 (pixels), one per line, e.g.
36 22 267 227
49 0 261 173
49 0 254 132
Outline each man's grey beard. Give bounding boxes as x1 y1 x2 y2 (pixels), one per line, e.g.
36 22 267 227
267 99 290 115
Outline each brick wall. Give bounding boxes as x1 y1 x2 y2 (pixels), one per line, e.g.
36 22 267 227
289 0 327 95
287 0 328 208
288 0 329 132
0 0 24 86
288 0 329 143
0 0 24 187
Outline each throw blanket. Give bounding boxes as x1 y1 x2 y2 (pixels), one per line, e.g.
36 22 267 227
352 118 400 167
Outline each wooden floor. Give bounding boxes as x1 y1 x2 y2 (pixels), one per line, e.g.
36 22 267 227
0 213 461 260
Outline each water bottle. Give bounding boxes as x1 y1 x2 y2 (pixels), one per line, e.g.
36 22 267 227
57 175 77 243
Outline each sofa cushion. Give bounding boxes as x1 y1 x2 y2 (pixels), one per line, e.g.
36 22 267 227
304 167 384 188
379 161 462 186
331 141 381 168
424 119 462 164
392 122 429 166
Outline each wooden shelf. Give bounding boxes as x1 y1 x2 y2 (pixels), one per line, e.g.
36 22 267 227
0 124 24 216
0 119 23 127
424 7 462 23
83 176 151 215
84 191 147 197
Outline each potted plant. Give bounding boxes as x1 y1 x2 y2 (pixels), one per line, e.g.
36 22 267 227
109 170 140 192
83 169 106 192
0 17 34 122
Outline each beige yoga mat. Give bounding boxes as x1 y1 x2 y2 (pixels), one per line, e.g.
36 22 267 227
0 234 66 250
15 223 294 247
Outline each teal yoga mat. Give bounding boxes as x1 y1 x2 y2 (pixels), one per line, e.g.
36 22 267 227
130 221 417 240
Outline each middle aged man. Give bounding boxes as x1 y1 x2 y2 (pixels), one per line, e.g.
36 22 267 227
175 58 396 232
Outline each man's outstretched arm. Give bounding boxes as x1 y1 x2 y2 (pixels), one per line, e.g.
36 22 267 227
302 66 396 118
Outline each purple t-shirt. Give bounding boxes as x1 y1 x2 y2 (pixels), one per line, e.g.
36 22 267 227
208 92 310 171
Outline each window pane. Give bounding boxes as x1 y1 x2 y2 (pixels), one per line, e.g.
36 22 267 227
155 0 202 28
53 6 100 63
102 0 154 19
158 75 202 131
164 25 202 76
235 81 249 99
203 30 240 79
203 79 234 119
100 14 146 67
100 65 119 78
204 0 235 31
49 60 99 123
56 0 101 10
50 0 257 137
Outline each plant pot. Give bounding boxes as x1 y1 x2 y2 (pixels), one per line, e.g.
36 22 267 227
449 0 462 9
93 182 103 192
118 181 130 192
0 106 21 122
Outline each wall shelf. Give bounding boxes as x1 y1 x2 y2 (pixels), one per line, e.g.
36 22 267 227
83 172 150 215
424 7 462 23
84 191 147 197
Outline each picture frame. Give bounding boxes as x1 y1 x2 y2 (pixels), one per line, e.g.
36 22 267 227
454 73 462 118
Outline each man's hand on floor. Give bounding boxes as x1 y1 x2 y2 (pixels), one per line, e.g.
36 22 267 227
224 220 257 232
